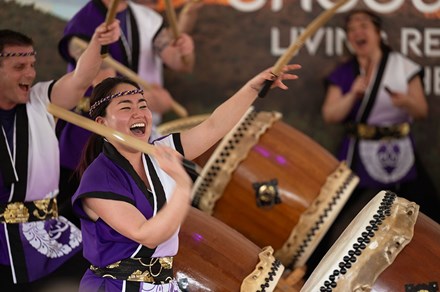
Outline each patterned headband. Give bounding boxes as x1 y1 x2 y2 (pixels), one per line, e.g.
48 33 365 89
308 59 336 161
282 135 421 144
0 51 37 57
89 88 144 117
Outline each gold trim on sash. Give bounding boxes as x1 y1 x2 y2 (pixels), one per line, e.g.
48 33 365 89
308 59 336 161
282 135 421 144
348 122 410 140
90 256 174 283
0 198 58 224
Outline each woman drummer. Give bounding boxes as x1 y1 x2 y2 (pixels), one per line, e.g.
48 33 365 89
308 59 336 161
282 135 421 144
71 64 301 291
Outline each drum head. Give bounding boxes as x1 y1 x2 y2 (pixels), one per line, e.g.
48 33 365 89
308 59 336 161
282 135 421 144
301 190 424 291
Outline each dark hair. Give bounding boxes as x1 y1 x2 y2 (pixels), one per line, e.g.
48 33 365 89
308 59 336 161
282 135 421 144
0 30 34 65
344 9 390 53
89 76 141 119
0 29 33 52
344 9 382 32
76 76 141 177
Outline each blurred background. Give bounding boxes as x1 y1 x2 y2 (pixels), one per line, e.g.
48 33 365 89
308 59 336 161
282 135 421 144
1 0 439 191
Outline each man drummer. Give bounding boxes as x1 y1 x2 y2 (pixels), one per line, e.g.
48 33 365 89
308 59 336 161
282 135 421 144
0 21 120 290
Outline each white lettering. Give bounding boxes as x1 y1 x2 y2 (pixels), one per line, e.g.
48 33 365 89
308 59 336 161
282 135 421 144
272 26 350 57
304 27 326 56
434 67 440 96
425 65 431 95
271 27 286 56
300 0 357 12
335 27 347 56
401 28 423 57
425 28 440 57
412 0 440 13
364 0 404 13
325 27 334 56
401 28 440 57
423 66 440 96
271 0 283 11
299 0 440 14
229 0 266 12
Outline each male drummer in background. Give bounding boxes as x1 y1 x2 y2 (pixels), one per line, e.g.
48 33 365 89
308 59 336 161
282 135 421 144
0 21 120 291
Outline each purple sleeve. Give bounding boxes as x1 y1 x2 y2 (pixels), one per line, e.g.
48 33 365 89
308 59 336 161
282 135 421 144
72 154 136 219
326 59 358 95
58 2 106 66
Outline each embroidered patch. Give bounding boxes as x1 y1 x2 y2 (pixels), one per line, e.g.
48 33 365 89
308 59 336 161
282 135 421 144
22 216 82 258
359 137 414 183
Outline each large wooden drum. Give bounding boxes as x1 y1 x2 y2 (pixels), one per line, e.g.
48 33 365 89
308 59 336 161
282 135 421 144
175 207 284 291
160 108 359 270
301 190 440 291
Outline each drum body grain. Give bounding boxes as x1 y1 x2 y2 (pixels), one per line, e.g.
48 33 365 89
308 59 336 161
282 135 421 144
175 207 284 291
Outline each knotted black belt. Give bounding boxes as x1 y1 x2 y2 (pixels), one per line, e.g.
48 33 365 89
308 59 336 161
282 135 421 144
90 256 174 284
346 122 410 140
0 197 58 224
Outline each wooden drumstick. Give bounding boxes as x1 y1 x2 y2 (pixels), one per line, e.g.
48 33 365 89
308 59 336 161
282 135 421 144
164 0 180 40
178 0 202 34
72 37 189 118
101 0 121 57
258 0 349 98
180 0 202 15
47 103 201 177
164 0 190 65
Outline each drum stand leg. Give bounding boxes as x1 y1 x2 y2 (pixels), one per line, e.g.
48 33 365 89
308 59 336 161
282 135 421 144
274 266 306 292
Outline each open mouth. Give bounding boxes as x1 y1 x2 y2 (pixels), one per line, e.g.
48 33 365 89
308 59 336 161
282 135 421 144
19 83 30 92
355 39 367 48
130 122 146 135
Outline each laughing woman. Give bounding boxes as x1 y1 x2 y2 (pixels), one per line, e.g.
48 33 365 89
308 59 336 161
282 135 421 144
321 9 440 240
72 64 300 292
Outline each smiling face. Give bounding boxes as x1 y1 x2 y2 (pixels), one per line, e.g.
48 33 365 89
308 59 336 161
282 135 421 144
0 45 36 109
345 12 382 58
96 82 153 154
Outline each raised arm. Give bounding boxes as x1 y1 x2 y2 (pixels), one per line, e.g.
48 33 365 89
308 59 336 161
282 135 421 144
51 20 120 109
181 64 301 160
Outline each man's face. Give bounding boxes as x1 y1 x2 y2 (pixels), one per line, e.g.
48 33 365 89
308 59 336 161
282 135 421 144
0 45 36 110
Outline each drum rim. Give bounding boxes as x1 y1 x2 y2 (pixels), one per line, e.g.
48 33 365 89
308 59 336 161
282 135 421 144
301 191 419 292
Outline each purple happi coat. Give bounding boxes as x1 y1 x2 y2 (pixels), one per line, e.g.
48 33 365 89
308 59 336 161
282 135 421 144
327 51 422 188
72 134 183 292
0 82 82 284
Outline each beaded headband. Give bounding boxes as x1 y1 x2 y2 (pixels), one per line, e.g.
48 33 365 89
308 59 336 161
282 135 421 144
0 51 37 57
89 88 144 117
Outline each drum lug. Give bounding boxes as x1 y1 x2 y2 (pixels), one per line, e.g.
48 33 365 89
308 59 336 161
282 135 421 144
177 277 189 291
405 282 439 292
253 179 281 208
